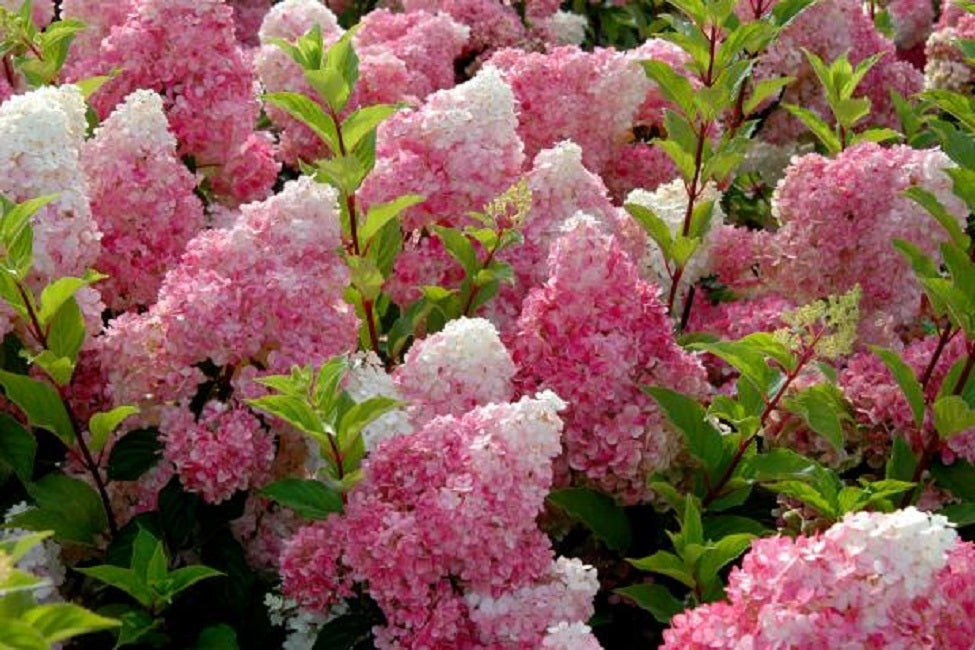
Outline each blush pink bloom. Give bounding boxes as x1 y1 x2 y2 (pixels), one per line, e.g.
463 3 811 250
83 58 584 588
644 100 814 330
511 216 709 503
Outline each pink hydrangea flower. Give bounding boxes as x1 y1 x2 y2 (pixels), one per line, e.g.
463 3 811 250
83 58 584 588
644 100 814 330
511 216 710 503
228 0 272 46
161 401 274 504
99 176 358 410
82 90 205 311
360 65 524 232
400 0 527 58
766 142 966 344
280 392 600 648
663 508 975 649
72 0 278 204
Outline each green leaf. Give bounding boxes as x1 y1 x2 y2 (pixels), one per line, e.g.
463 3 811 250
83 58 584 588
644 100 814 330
703 515 769 539
432 225 478 277
904 187 970 250
263 92 339 155
193 624 240 650
781 383 848 452
312 612 375 650
37 272 103 325
44 296 85 367
645 386 725 473
690 338 779 395
547 487 632 552
0 531 52 564
614 583 684 623
680 497 704 546
697 533 754 580
89 405 139 455
765 480 837 518
130 527 166 584
21 603 119 643
886 436 917 482
341 104 399 153
0 370 74 445
933 395 975 439
627 551 695 588
871 346 925 429
741 447 822 481
28 350 73 387
9 475 108 545
75 565 153 609
0 413 35 482
783 104 841 154
0 620 48 650
260 479 343 520
831 97 871 129
155 565 224 601
360 194 422 245
930 459 975 501
106 428 162 482
625 203 673 259
942 502 975 527
247 395 323 436
642 60 696 116
743 76 792 115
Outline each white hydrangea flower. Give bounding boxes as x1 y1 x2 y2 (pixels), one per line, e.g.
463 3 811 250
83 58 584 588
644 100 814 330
345 351 412 451
537 11 588 46
0 85 101 281
626 179 724 296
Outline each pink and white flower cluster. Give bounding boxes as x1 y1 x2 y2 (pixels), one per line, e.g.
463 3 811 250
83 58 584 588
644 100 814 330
280 392 601 648
663 508 975 648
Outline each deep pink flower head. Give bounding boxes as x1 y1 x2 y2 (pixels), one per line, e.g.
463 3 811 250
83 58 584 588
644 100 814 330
60 0 135 72
766 142 966 345
841 333 975 466
228 0 271 46
752 0 922 143
161 400 273 504
360 65 524 232
355 9 469 101
82 90 205 311
511 216 709 503
99 176 358 410
73 0 278 204
400 0 527 58
489 46 647 184
663 508 975 649
280 392 600 647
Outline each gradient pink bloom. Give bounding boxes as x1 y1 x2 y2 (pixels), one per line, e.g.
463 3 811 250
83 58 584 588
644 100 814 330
512 216 709 503
73 0 278 204
280 393 599 648
360 66 524 232
82 90 205 311
663 508 975 649
766 143 966 344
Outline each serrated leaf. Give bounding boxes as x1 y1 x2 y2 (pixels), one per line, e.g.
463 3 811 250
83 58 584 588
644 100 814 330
261 479 343 520
22 603 119 643
642 60 696 116
44 296 85 368
247 395 323 436
155 565 223 601
0 412 35 482
341 104 398 153
625 202 674 259
0 370 73 445
743 76 792 115
106 429 162 481
782 383 848 452
360 194 422 245
547 488 632 552
88 405 139 455
627 551 695 588
432 225 478 277
645 387 725 472
933 395 975 439
904 187 970 250
783 104 841 154
614 583 684 623
765 480 837 518
37 272 104 325
10 475 107 545
75 565 153 608
697 533 754 580
264 92 339 155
